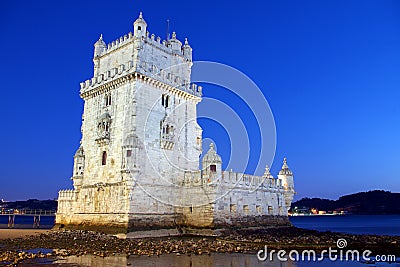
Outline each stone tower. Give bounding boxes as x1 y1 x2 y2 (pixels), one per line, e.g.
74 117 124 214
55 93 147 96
56 13 203 233
56 13 295 235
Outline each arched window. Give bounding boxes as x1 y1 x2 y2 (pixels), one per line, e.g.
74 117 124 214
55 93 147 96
102 151 107 165
105 94 112 106
161 94 169 108
138 26 141 31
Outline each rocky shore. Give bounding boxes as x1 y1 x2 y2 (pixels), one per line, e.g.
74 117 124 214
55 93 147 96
0 227 399 266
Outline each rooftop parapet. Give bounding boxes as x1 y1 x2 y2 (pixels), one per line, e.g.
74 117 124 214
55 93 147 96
94 30 191 60
93 13 192 61
182 169 284 192
221 171 284 191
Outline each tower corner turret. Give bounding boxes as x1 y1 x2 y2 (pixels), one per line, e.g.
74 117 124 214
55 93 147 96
133 12 147 38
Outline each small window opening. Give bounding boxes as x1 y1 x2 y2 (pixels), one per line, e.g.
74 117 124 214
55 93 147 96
256 205 262 214
210 164 216 172
162 94 169 108
268 206 273 215
102 151 107 165
138 26 142 31
230 204 237 213
243 205 249 215
126 150 132 157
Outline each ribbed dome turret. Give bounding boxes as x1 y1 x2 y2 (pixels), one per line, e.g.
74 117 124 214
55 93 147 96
202 143 222 164
279 158 293 176
134 12 147 26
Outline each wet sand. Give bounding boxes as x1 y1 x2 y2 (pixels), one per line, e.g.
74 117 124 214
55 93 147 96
0 229 49 239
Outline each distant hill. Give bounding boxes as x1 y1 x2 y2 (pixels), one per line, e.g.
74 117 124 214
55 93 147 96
1 199 57 211
291 190 400 214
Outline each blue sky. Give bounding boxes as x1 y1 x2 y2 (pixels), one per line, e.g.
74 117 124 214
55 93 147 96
0 0 399 201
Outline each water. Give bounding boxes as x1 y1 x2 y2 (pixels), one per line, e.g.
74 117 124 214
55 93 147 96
0 215 55 229
289 215 400 236
2 214 399 235
18 253 400 267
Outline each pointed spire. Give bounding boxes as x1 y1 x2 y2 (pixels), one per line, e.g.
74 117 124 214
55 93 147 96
95 34 106 45
182 37 192 61
209 143 215 151
263 165 274 179
279 157 293 176
283 157 288 167
183 37 191 48
134 11 147 26
94 34 106 57
171 32 177 39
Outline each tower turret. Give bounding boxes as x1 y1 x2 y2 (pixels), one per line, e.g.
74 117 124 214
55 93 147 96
94 34 106 58
182 38 192 62
168 32 182 52
202 143 222 183
278 158 294 189
93 34 106 76
278 158 295 210
133 12 147 38
72 146 85 190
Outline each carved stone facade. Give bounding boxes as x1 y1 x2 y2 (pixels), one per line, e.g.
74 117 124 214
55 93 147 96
56 13 295 234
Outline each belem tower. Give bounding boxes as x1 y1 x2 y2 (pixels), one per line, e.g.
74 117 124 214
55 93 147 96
56 13 295 234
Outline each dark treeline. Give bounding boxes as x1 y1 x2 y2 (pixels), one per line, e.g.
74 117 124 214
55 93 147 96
292 190 400 214
1 199 57 211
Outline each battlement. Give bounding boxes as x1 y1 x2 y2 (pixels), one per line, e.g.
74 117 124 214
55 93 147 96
182 170 284 192
95 30 189 60
221 171 283 191
58 189 76 201
80 60 202 98
104 32 134 55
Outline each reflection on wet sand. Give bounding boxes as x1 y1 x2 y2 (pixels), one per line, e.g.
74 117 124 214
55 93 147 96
56 253 297 267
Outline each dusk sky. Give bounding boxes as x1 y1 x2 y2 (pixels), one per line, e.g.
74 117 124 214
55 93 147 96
1 0 399 201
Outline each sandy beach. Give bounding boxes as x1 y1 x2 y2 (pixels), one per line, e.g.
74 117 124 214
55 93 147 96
0 229 49 239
